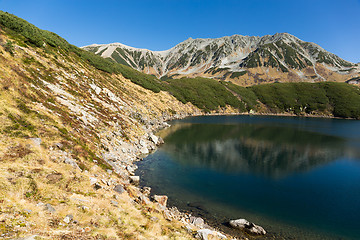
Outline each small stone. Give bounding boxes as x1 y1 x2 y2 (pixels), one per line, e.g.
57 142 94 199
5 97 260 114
113 184 125 194
106 169 113 174
150 216 159 222
44 203 56 213
111 200 119 207
84 227 91 233
141 186 151 196
23 209 32 214
81 205 89 211
54 142 63 149
94 183 102 190
63 214 73 224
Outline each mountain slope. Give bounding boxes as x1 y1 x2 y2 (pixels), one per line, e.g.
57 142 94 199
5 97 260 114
0 11 203 239
83 33 359 85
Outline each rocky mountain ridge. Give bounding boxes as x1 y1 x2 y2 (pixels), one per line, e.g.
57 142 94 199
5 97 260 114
83 33 359 85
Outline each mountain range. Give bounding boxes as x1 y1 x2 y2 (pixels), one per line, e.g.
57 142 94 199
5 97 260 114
83 33 359 86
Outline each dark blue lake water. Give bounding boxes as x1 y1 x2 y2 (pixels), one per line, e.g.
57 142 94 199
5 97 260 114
136 115 360 239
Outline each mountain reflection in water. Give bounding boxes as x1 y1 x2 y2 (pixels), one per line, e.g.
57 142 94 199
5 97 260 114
138 116 360 240
160 123 354 178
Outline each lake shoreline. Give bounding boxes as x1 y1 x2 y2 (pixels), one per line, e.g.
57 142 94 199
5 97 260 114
137 113 359 240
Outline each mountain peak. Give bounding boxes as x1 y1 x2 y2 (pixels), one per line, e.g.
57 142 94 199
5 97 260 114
82 33 356 85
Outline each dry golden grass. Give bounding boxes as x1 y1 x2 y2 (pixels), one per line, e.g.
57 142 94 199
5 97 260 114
0 30 203 239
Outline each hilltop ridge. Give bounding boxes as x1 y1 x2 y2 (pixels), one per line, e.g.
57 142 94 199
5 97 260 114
83 33 359 85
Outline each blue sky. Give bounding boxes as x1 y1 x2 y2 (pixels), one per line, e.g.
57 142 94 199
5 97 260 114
1 0 359 63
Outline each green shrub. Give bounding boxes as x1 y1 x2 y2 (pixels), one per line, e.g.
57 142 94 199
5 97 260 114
166 78 245 112
4 40 14 55
230 71 247 78
220 81 258 110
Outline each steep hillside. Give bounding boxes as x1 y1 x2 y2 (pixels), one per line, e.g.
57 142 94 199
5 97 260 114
0 11 209 240
83 34 359 86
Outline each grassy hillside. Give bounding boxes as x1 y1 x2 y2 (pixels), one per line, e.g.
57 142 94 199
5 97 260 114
0 11 203 240
0 11 164 92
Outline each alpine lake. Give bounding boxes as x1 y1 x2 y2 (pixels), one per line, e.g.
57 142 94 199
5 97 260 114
136 115 360 239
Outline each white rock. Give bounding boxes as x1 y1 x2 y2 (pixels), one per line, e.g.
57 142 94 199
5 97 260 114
196 229 227 240
190 216 204 228
149 134 159 145
63 215 73 224
89 177 97 185
229 218 266 235
140 146 149 154
129 176 140 185
64 157 80 169
30 138 42 147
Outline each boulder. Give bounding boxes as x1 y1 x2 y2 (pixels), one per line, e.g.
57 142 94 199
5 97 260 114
149 134 159 145
46 172 63 184
44 203 56 213
141 186 151 196
89 177 97 185
158 137 164 145
139 139 146 147
153 195 168 208
190 216 204 228
140 146 149 154
129 176 140 185
229 218 266 235
195 229 227 240
113 184 125 194
30 138 41 147
64 157 80 169
139 194 151 205
126 165 137 175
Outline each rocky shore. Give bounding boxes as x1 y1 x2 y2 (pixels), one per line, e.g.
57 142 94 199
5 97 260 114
108 112 272 240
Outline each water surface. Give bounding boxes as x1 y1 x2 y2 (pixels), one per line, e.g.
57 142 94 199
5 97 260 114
137 115 360 239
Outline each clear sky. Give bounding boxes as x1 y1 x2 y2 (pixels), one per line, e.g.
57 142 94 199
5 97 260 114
1 0 359 63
